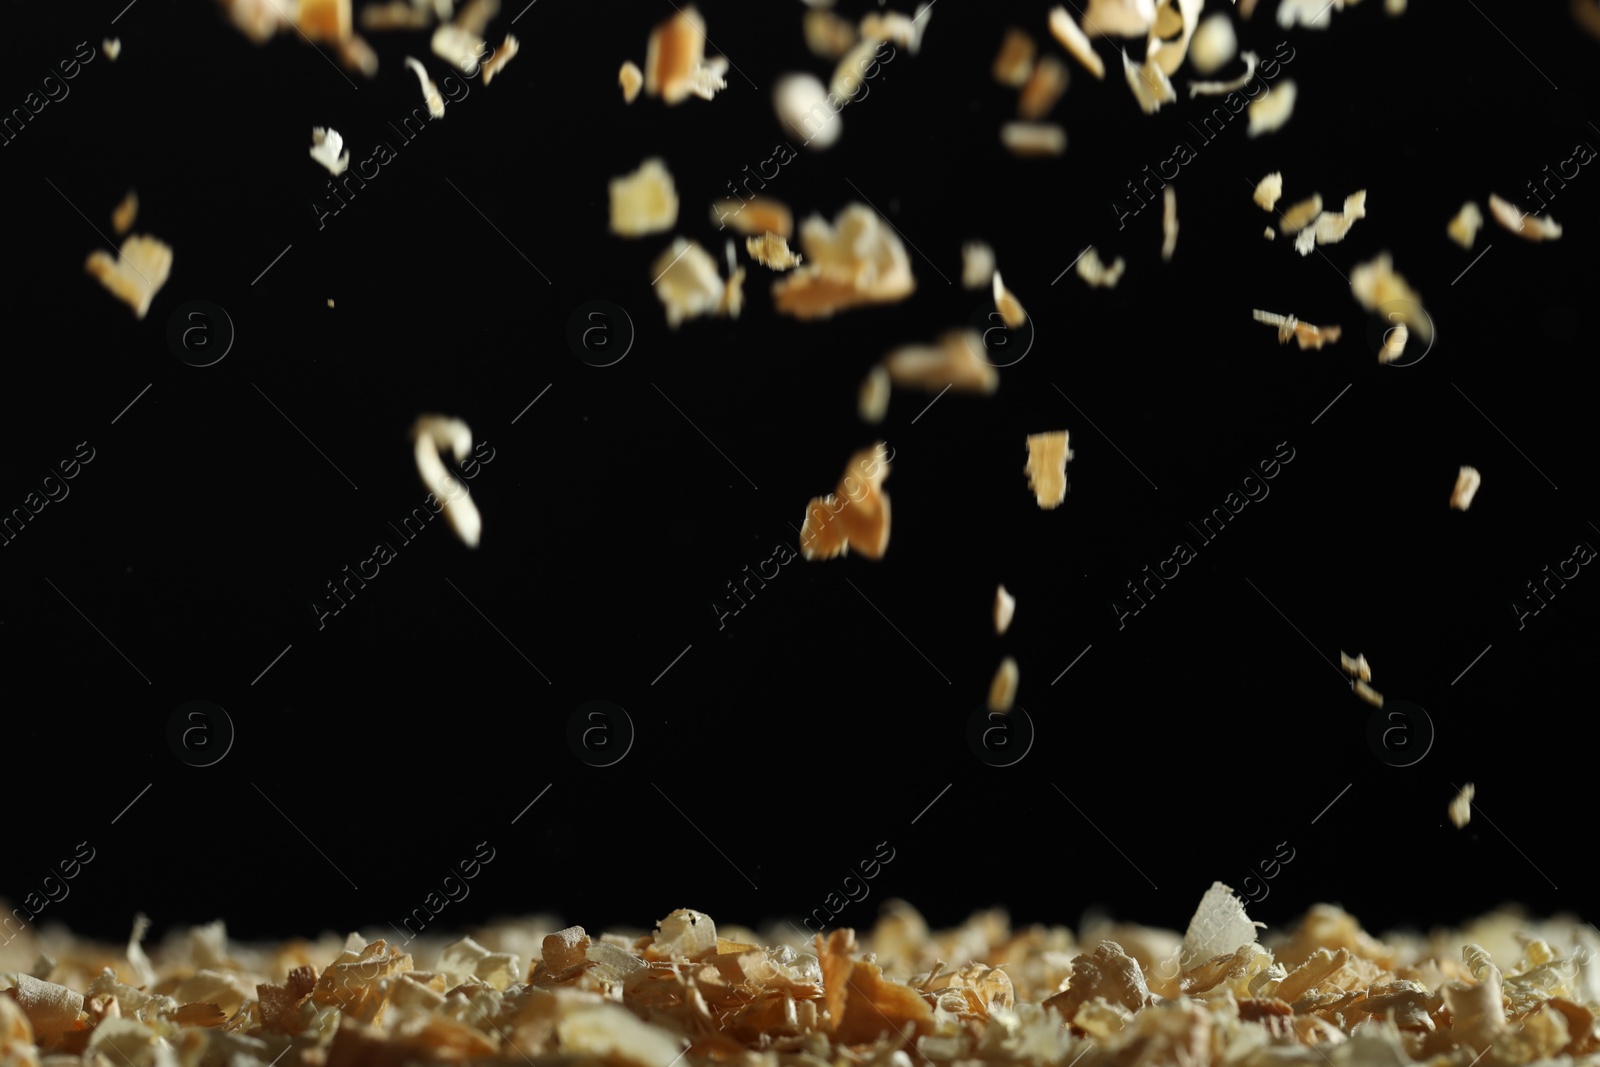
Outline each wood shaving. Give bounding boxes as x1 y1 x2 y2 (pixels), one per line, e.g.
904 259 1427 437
885 331 998 393
992 270 1028 328
1450 783 1475 828
1448 201 1484 249
1077 246 1125 287
103 37 122 60
1264 226 1275 239
1019 55 1069 119
219 0 292 42
339 33 378 76
609 158 679 237
1380 322 1408 362
1354 679 1384 707
85 235 173 320
432 23 484 72
298 0 353 42
1189 13 1235 74
1085 0 1159 37
1387 0 1406 11
993 28 1037 86
1001 122 1067 156
1351 252 1432 343
1247 79 1296 136
800 444 892 561
994 584 1015 634
1146 0 1204 76
1299 190 1366 253
411 415 482 548
1489 193 1563 241
806 10 858 59
360 1 433 30
619 60 644 102
309 127 350 176
1025 431 1073 509
405 56 445 117
645 6 725 104
651 238 732 328
454 0 498 35
712 197 793 238
1578 0 1600 39
1253 172 1283 211
746 232 803 270
111 191 138 235
1278 194 1322 234
1123 49 1176 112
1451 465 1481 511
775 73 842 149
1188 49 1257 95
7 893 1600 1067
480 34 517 85
859 365 890 423
988 657 1019 712
1252 309 1341 350
860 8 929 54
1339 651 1371 682
832 38 885 100
1278 0 1342 29
1050 6 1106 78
772 204 916 319
1161 185 1177 261
962 242 996 289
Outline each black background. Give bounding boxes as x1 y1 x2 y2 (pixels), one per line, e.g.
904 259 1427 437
1 0 1596 953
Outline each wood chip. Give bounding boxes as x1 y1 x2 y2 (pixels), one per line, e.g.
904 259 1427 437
298 0 353 42
103 37 122 60
1085 0 1158 37
1025 431 1073 509
1354 679 1384 707
1001 122 1067 156
431 23 484 72
1252 309 1341 349
1044 942 1151 1019
1019 55 1069 119
620 60 644 102
1161 185 1177 261
1339 652 1371 682
805 9 858 59
993 27 1037 86
988 657 1019 712
962 242 996 289
859 365 890 423
1123 48 1176 112
1049 6 1106 78
1450 783 1474 828
1146 0 1204 76
1246 79 1296 136
609 158 678 237
772 204 916 319
1352 252 1432 343
404 56 445 117
480 34 518 85
1264 226 1275 239
884 331 998 393
713 197 793 238
1489 193 1562 241
800 443 893 561
775 73 842 149
1380 322 1408 362
310 127 349 176
860 8 929 53
1278 193 1322 234
1253 172 1283 211
992 270 1027 328
1448 201 1484 249
1451 465 1481 511
411 415 482 548
746 232 802 270
645 5 725 104
85 235 173 319
994 584 1015 634
111 191 138 235
1077 246 1125 287
651 238 732 328
1189 12 1235 73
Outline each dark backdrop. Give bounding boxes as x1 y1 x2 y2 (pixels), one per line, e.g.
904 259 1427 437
1 0 1596 951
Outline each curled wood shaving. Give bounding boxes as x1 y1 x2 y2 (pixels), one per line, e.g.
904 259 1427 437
1189 49 1257 95
1489 193 1562 241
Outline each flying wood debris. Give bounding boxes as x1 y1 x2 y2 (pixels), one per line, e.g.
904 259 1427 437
411 415 482 548
405 56 445 117
619 60 644 102
884 331 998 394
1380 322 1408 362
1077 246 1126 287
1354 679 1384 707
1025 431 1073 509
1278 194 1322 235
1448 201 1484 249
85 235 172 320
994 584 1016 634
775 74 842 150
746 232 803 270
609 158 679 237
859 365 891 423
1019 55 1070 120
962 242 996 289
1252 309 1341 350
1351 253 1432 343
806 9 859 59
644 5 727 104
651 238 740 328
1189 13 1236 74
1188 49 1258 96
992 270 1028 328
772 204 916 319
1253 172 1283 211
480 34 518 85
1049 6 1106 78
1489 193 1563 241
1001 122 1067 156
111 191 138 235
1162 186 1178 261
988 657 1019 712
103 38 122 60
993 28 1038 87
1123 49 1176 113
1247 79 1296 136
712 197 794 238
1450 783 1475 828
1451 466 1481 511
309 127 350 176
1086 0 1159 37
799 444 893 561
1340 651 1372 682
